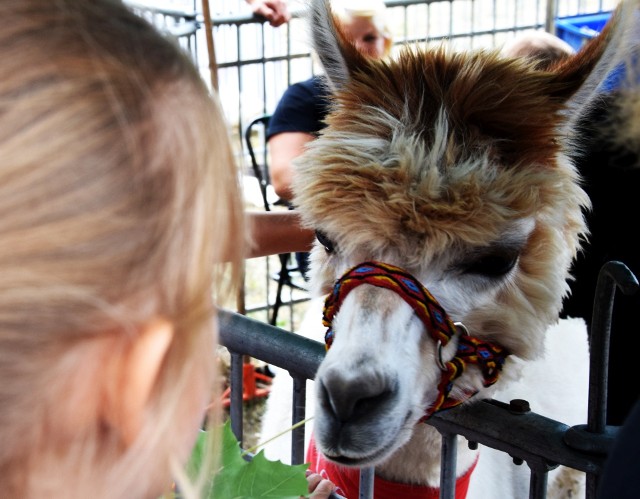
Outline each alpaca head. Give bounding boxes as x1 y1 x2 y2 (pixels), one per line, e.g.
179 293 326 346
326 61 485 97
293 0 638 468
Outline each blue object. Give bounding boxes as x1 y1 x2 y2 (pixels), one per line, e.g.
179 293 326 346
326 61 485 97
555 12 612 51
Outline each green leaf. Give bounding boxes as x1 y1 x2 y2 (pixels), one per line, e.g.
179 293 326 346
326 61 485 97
186 421 310 499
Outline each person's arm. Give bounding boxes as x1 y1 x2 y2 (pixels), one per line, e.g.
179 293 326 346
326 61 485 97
246 211 315 259
245 0 291 27
268 131 315 202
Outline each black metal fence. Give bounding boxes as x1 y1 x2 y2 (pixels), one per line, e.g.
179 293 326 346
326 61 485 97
219 261 638 499
126 0 617 162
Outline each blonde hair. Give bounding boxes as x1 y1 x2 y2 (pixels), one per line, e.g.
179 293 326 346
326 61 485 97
331 0 394 57
0 0 244 497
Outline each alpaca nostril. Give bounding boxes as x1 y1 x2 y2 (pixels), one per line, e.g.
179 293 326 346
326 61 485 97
319 370 397 423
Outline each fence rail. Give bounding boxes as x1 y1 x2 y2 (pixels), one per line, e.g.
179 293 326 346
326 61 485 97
219 310 605 498
218 260 637 499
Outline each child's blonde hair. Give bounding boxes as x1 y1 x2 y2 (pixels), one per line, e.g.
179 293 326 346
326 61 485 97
331 0 394 56
0 1 244 497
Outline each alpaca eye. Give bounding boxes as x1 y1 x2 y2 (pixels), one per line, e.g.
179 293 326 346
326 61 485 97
315 230 335 253
463 250 519 278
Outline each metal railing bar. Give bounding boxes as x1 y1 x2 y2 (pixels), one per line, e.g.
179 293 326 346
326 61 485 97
166 21 200 38
359 468 375 499
428 399 607 474
218 309 325 381
229 351 245 442
528 461 551 499
292 375 307 464
219 309 609 473
125 1 198 18
243 295 312 315
588 261 639 433
546 0 558 34
439 431 459 499
216 52 312 70
400 24 545 45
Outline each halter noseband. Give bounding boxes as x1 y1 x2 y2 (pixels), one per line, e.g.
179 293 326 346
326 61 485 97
322 261 509 421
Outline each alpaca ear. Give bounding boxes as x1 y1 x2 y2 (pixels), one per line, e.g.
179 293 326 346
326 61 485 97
101 318 174 446
557 0 640 133
307 0 369 92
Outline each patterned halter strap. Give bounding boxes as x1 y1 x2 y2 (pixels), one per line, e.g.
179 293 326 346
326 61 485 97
322 261 509 421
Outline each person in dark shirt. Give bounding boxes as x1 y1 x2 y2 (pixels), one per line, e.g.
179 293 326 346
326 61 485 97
560 38 640 426
598 398 640 498
267 0 393 203
266 0 394 277
266 76 330 162
561 91 640 427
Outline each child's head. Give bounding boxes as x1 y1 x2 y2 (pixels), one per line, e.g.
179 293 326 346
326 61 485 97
502 30 576 69
331 0 393 59
0 1 244 497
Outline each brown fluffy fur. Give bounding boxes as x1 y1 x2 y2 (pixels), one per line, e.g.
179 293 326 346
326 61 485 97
294 43 595 355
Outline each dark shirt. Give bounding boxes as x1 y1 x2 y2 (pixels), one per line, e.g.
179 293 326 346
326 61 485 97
561 95 640 426
266 76 331 279
597 399 640 499
266 76 331 140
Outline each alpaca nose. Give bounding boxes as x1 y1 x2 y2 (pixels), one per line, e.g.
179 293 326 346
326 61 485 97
318 367 397 423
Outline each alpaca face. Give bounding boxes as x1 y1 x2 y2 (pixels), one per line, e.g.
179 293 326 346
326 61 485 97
293 0 632 468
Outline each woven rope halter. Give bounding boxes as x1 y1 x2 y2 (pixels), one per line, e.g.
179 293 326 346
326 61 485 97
322 261 509 421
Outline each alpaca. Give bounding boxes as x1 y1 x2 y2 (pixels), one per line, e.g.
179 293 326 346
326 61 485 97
289 0 640 497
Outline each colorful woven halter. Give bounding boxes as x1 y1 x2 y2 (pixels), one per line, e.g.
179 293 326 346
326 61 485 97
322 261 509 421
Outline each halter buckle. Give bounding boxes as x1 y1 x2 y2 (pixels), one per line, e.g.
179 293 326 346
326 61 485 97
436 321 469 371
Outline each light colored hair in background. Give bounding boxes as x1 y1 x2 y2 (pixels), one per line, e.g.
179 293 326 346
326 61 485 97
331 0 394 56
502 30 576 69
0 0 244 497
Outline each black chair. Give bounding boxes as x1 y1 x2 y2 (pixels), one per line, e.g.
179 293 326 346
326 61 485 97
244 114 308 327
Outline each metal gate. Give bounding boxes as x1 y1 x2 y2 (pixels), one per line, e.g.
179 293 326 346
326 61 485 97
219 261 638 498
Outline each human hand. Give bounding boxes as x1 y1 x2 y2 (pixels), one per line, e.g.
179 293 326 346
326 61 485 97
304 470 339 499
246 0 291 27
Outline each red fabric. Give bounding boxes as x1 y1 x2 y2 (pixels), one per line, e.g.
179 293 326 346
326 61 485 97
307 434 477 499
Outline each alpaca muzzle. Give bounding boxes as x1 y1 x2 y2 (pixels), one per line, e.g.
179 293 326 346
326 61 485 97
322 261 510 420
